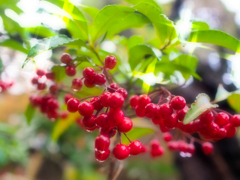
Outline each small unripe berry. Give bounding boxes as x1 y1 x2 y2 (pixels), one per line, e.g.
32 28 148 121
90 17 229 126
60 53 72 64
104 55 117 70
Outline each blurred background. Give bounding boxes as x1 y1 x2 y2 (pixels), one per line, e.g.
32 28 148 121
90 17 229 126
1 0 240 179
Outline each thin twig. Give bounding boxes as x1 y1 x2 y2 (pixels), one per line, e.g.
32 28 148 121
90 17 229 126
112 161 124 180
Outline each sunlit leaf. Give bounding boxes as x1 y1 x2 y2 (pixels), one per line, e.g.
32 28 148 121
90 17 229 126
191 21 209 30
214 84 231 103
81 5 99 19
227 93 240 112
0 39 28 53
127 35 144 49
183 93 218 124
24 104 36 125
72 56 95 66
26 26 56 37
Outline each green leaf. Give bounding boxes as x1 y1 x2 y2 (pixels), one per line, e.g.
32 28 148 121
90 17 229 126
72 56 95 66
51 66 66 82
81 5 99 19
191 21 209 30
24 104 35 125
214 84 231 103
126 0 162 10
26 26 56 37
45 0 88 40
23 35 85 67
127 35 144 49
227 93 240 112
129 44 162 70
188 30 240 53
90 5 136 42
0 39 28 53
183 93 218 124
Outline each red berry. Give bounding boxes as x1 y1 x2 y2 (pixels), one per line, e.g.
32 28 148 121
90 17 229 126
150 140 160 149
202 142 213 155
116 88 128 99
117 117 133 133
135 105 145 117
36 69 45 76
71 78 83 91
224 123 237 137
83 67 95 80
145 103 158 119
94 73 106 85
82 115 96 128
90 97 103 111
163 132 172 142
158 103 173 120
104 55 117 70
99 92 111 107
167 141 179 151
113 144 130 160
49 84 58 94
46 109 59 120
95 135 110 151
46 71 55 80
178 140 188 152
150 146 164 158
141 145 148 153
206 122 219 137
30 95 42 107
67 98 79 112
95 113 109 128
47 99 59 109
163 114 177 128
231 114 240 127
60 53 72 64
65 65 76 76
170 96 186 110
60 111 68 119
95 148 110 162
107 108 124 126
138 94 151 108
215 113 229 127
151 117 161 125
64 94 73 104
108 83 119 93
31 77 39 85
176 106 189 121
78 101 94 117
100 127 116 138
129 95 138 109
84 78 95 88
159 119 171 133
37 82 46 90
187 144 195 154
129 140 143 155
108 92 124 109
199 110 214 125
216 128 227 139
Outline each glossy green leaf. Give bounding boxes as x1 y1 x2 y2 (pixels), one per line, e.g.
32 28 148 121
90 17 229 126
26 26 56 37
24 104 35 125
188 30 240 53
126 0 162 10
183 93 218 124
23 35 85 67
191 21 209 30
51 66 66 82
0 39 28 53
227 93 240 112
72 56 95 66
127 35 144 49
129 44 162 70
81 5 99 19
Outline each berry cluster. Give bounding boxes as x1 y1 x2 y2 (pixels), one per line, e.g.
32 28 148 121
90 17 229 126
31 69 55 90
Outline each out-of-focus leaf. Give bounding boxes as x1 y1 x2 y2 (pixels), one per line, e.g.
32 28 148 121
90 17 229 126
51 66 66 82
72 56 95 66
81 5 99 19
191 21 209 30
129 44 162 70
183 93 218 124
23 35 85 67
227 93 240 112
24 104 35 125
126 0 162 10
52 112 80 141
214 84 231 103
0 58 3 74
0 39 28 53
0 122 16 134
127 35 144 49
26 26 56 37
188 30 240 53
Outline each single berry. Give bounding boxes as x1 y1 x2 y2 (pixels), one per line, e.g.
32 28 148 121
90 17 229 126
216 128 227 139
150 140 160 149
31 77 39 85
150 146 164 158
78 101 94 117
47 99 59 109
176 106 189 121
94 73 106 85
71 78 83 91
145 103 158 119
224 123 237 137
107 108 124 126
158 103 173 120
49 84 58 94
108 83 119 93
117 117 133 133
113 144 130 160
46 72 55 80
95 113 109 128
95 135 110 151
67 98 79 112
60 53 72 64
99 92 111 107
108 92 124 109
36 69 45 76
205 122 220 137
135 105 146 117
64 94 73 104
83 67 96 80
199 110 214 125
129 140 143 155
187 144 195 154
60 111 68 119
116 88 128 99
178 141 188 152
82 115 96 128
151 117 161 125
84 78 95 88
129 95 139 109
163 133 172 142
90 97 103 111
202 142 213 155
138 94 151 108
215 112 229 127
159 119 171 133
65 65 76 76
46 109 59 120
104 55 117 70
170 96 186 110
37 82 46 90
231 114 240 127
95 148 110 162
167 141 179 151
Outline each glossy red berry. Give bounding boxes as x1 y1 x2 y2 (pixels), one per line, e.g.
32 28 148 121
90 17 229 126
117 117 133 133
187 144 195 154
60 53 72 64
202 142 213 155
71 78 83 91
151 117 161 125
113 144 130 160
158 103 173 120
138 94 151 108
159 119 171 133
49 84 58 94
177 106 189 121
108 92 124 109
108 83 119 93
94 73 106 85
216 128 227 139
95 113 108 128
36 69 45 76
67 98 79 112
83 67 95 80
46 71 55 80
104 55 117 70
107 108 124 126
135 105 145 117
163 113 177 128
95 135 110 151
215 113 229 127
224 123 237 137
78 101 94 117
99 92 111 107
129 95 139 109
150 140 160 149
64 94 73 104
178 141 188 152
65 65 76 76
116 88 128 99
84 78 95 88
82 115 96 128
170 96 186 110
145 103 158 119
100 127 116 138
90 97 103 111
199 110 214 125
47 99 59 109
95 148 110 162
129 140 143 155
231 114 240 127
163 133 172 142
205 122 220 137
37 82 46 90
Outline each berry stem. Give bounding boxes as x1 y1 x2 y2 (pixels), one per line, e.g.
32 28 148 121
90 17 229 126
213 108 233 117
79 95 99 102
123 133 132 143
